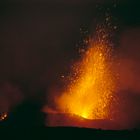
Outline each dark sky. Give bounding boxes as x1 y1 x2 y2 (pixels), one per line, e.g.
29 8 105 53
0 0 140 111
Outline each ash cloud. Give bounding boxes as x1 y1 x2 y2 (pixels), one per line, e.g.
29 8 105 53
0 82 24 113
112 28 140 129
116 28 140 93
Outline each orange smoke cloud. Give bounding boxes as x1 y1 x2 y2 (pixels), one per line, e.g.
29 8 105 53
110 28 140 129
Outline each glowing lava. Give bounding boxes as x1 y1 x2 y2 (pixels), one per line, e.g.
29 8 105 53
0 112 7 121
56 31 116 120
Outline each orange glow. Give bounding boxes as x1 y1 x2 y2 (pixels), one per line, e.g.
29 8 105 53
56 31 116 120
0 112 7 121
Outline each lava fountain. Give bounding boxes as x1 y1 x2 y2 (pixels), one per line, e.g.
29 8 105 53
55 28 117 121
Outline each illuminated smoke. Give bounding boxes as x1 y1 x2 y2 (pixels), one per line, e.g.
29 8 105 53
109 28 140 129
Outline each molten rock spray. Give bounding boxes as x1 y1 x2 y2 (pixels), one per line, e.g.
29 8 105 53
55 27 117 121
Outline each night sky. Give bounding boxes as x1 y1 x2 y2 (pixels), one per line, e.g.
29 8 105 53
0 0 140 127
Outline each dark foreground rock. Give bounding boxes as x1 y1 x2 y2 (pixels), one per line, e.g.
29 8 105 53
46 113 123 130
0 126 140 140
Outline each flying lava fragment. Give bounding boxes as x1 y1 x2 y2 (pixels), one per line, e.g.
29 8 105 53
0 112 7 121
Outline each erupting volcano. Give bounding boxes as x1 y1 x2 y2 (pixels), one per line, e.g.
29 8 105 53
45 26 121 129
55 28 117 121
